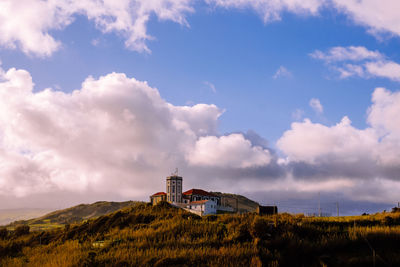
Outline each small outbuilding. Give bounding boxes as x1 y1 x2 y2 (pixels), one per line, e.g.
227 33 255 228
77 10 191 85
150 192 167 206
257 205 278 215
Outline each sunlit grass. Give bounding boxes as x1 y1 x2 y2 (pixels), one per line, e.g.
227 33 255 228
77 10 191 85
1 202 400 266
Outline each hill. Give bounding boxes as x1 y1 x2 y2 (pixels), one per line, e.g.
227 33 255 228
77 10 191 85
2 202 400 266
8 201 140 231
211 192 260 213
0 208 52 226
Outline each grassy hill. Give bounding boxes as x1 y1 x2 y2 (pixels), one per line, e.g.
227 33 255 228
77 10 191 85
0 209 52 226
2 202 400 266
7 201 141 231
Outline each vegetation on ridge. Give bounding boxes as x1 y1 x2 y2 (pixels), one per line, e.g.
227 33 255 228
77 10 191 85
7 201 140 231
1 202 400 266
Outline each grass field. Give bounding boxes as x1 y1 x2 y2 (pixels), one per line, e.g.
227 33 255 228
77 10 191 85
1 202 400 266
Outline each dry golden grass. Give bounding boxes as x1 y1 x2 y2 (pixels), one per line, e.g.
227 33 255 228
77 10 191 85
1 202 400 266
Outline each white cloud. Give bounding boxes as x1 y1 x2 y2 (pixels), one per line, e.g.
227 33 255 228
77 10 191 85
2 1 400 58
278 87 400 170
311 46 400 82
204 0 400 44
365 61 400 82
336 64 365 79
187 134 271 168
206 0 324 23
310 46 383 62
332 0 400 38
273 66 292 79
309 98 323 114
277 116 378 164
0 0 194 56
2 67 400 207
0 66 274 198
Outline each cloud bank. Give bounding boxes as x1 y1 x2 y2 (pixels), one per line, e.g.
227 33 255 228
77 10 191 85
0 66 275 201
0 0 193 56
1 66 400 209
278 88 400 179
3 0 400 57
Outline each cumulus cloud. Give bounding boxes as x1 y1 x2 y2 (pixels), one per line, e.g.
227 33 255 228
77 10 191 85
0 0 193 56
0 66 277 200
311 46 400 81
309 98 323 114
278 87 400 182
187 134 271 168
277 116 377 164
2 66 400 209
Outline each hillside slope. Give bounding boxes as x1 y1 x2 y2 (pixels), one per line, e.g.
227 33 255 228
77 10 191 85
2 202 400 266
8 201 140 230
0 209 52 226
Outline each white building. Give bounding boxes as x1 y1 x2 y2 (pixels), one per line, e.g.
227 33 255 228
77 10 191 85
186 199 217 216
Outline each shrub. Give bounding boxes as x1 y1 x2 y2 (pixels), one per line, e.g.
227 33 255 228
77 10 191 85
0 228 8 239
14 225 30 237
383 216 394 226
250 217 271 240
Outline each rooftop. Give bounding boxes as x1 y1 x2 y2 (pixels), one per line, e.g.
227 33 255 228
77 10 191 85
151 192 167 197
183 189 217 197
166 175 182 180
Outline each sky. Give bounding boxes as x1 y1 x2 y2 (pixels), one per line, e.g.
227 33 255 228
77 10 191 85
1 0 400 215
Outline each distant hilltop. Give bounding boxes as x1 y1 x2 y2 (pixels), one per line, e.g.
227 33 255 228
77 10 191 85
6 201 140 231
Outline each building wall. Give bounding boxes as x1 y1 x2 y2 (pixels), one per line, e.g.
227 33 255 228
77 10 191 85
150 195 166 206
256 205 278 215
186 194 220 205
188 200 217 215
166 175 182 203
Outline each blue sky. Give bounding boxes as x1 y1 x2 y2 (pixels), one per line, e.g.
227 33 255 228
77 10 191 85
1 4 398 143
1 0 400 214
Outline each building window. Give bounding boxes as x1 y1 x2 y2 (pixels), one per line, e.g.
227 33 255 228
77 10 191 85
172 195 175 202
167 186 170 193
172 186 175 193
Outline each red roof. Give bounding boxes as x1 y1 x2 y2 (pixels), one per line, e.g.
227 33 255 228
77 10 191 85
183 189 217 197
151 192 166 197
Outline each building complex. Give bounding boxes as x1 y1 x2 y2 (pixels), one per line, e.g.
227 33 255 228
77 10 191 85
150 174 233 216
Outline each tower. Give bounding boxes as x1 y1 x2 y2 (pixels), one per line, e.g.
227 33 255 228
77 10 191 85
166 174 183 203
